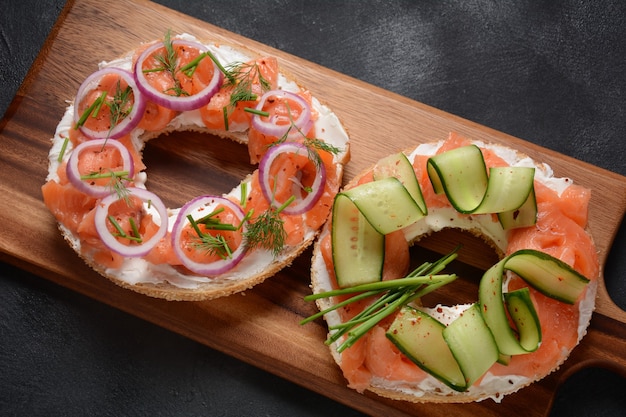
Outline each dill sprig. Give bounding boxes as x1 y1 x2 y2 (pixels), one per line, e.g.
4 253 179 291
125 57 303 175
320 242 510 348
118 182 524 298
301 247 460 353
81 169 132 203
106 80 133 134
186 207 253 259
187 214 233 259
143 30 188 97
224 60 272 104
212 60 272 130
243 195 295 256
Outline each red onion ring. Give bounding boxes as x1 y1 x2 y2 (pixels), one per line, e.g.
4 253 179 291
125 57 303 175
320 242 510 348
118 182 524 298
251 90 312 139
171 196 248 276
134 39 223 112
258 142 326 215
73 67 146 140
94 188 168 258
66 138 135 198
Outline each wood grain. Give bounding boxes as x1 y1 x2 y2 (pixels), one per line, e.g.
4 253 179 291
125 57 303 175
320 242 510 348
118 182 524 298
1 0 625 415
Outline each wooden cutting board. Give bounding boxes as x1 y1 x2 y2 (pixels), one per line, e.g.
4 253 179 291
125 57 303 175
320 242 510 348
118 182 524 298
1 0 625 415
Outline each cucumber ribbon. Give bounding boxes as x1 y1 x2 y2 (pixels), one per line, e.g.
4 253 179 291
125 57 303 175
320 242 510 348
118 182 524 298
427 144 537 228
387 249 590 391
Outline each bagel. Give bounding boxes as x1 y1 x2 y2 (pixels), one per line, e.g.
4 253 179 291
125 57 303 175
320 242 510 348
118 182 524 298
42 33 350 301
307 132 598 403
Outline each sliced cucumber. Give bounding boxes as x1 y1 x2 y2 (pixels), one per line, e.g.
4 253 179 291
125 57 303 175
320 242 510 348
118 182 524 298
480 249 588 355
442 303 499 389
373 152 427 215
331 192 385 288
338 177 425 235
479 258 533 355
477 166 536 214
426 145 536 224
504 249 590 304
426 145 488 212
498 186 537 229
387 306 466 391
504 288 542 352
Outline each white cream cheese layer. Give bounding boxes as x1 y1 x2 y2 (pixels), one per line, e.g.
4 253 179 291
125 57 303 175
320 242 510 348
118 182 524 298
46 34 349 288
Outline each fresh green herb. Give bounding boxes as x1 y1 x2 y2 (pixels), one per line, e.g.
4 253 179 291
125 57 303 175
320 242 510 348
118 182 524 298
212 60 272 130
128 217 141 240
179 51 207 77
187 214 233 259
301 247 460 353
222 106 229 131
81 170 131 203
186 206 254 259
204 49 235 83
107 215 143 243
240 182 249 208
74 79 134 140
194 207 240 231
243 108 270 117
243 195 295 256
74 90 107 129
267 100 342 166
143 30 188 97
57 137 70 163
224 60 272 103
106 80 134 135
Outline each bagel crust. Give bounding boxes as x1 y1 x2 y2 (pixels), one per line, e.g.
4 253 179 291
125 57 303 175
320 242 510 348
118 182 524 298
42 34 350 301
310 134 598 403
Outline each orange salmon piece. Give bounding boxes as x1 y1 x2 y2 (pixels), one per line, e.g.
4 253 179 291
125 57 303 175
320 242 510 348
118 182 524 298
382 229 410 281
490 275 582 379
137 101 177 132
507 181 599 279
144 231 180 266
413 153 449 208
68 127 145 174
247 90 315 164
137 42 217 99
76 142 127 187
245 171 271 215
268 151 316 207
75 207 125 270
302 150 339 230
552 182 591 228
364 325 426 382
200 57 279 132
114 135 146 173
42 180 97 232
437 131 471 153
75 73 134 134
56 161 69 185
174 203 244 265
282 216 305 247
340 335 372 392
134 41 219 131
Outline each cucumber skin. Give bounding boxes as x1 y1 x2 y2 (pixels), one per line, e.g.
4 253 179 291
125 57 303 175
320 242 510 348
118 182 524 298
442 303 499 389
331 194 385 288
504 249 590 304
386 306 467 391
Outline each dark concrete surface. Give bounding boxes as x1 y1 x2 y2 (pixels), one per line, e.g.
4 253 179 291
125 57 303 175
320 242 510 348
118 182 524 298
1 1 625 416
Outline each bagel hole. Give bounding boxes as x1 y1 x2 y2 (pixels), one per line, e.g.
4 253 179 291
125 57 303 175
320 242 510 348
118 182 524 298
140 131 254 208
410 228 501 307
